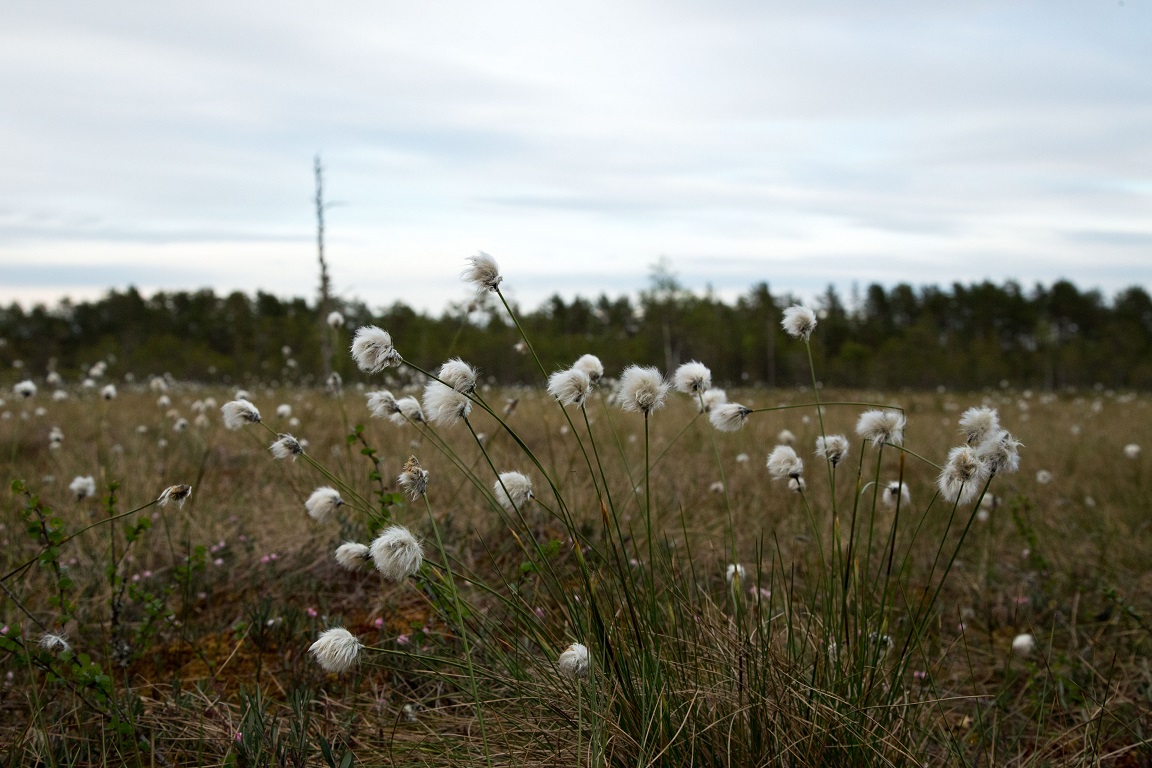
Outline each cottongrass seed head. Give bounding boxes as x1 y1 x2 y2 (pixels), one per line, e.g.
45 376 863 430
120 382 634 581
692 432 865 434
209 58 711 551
396 396 426 425
726 563 746 584
438 358 479 394
305 487 344 522
937 446 990 504
423 381 472 426
788 477 807 493
370 525 424 581
1012 633 1036 657
781 305 817 341
673 361 711 395
573 354 604 383
14 380 36 398
398 456 429 500
767 445 804 480
350 326 402 373
1124 443 1141 459
777 429 796 446
157 484 192 508
856 409 906 447
700 388 727 413
309 627 362 674
617 365 669 415
366 390 400 420
547 367 593 408
977 430 1022 475
221 400 261 430
327 310 345 329
70 475 96 500
39 632 71 654
959 406 1000 446
334 542 371 570
494 471 533 511
270 434 303 460
815 434 850 467
462 251 503 292
883 481 912 508
101 384 117 400
709 403 751 432
558 642 590 680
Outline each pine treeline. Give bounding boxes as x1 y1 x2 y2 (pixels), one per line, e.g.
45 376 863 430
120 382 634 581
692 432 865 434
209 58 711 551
1 279 1150 389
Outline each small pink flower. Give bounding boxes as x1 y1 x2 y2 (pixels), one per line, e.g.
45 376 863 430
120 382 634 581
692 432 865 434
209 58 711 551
534 607 545 619
143 570 152 578
372 617 384 629
396 634 410 645
214 558 224 567
270 553 279 560
235 732 242 743
306 607 318 618
260 555 271 564
1013 596 1030 605
913 670 927 680
0 625 8 635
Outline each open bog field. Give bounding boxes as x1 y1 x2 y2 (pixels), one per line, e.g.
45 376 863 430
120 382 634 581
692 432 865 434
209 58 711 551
2 352 1151 766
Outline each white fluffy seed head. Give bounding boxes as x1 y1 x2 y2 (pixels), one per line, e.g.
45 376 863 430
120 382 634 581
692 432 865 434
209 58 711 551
395 396 425 426
270 434 303 460
369 525 424 581
558 642 589 680
70 475 96 500
14 380 37 398
1124 443 1141 459
1011 633 1036 657
959 406 1000 446
398 456 429 500
882 481 911 508
462 251 503 292
725 563 746 584
709 403 751 432
221 400 261 430
366 390 400 420
101 384 117 400
423 381 472 426
327 311 345 329
494 471 533 511
334 542 371 570
977 430 1022 475
572 354 604 383
673 361 711 395
815 434 850 467
305 487 344 522
766 445 804 480
350 326 401 373
276 403 292 418
547 368 592 408
309 627 362 674
438 358 478 394
157 484 192 508
39 632 71 654
700 388 727 413
781 305 817 340
937 446 990 504
617 366 669 415
777 429 796 446
855 409 906 447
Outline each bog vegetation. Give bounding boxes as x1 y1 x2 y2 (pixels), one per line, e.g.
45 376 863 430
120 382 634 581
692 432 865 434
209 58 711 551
1 256 1151 767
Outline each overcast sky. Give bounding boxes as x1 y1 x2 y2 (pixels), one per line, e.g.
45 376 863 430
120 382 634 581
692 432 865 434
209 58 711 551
2 1 1149 313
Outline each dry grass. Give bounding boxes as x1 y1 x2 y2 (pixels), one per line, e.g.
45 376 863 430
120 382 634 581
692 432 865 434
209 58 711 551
2 380 1151 766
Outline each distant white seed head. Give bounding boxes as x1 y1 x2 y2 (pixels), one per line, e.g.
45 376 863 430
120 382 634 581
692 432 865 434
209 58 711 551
781 305 817 340
270 434 303 460
334 542 371 570
882 481 911 509
305 487 344 522
547 368 593 408
573 354 604 383
462 251 503 292
776 429 796 446
1011 633 1036 657
815 434 850 467
221 400 261 430
276 403 292 418
398 456 429 500
149 376 167 392
1124 443 1141 460
70 475 96 500
327 311 345 329
366 390 400 420
937 446 990 504
558 642 589 680
709 403 751 432
423 381 472 426
494 471 533 511
959 406 1000 446
14 380 36 398
788 476 806 494
725 563 746 584
157 484 192 508
369 525 424 581
700 388 727 413
438 359 478 394
673 361 711 395
1036 469 1053 485
855 409 906 447
100 384 117 400
350 326 401 373
395 396 426 426
767 445 804 481
47 371 63 387
39 632 71 654
617 366 669 416
309 627 362 674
